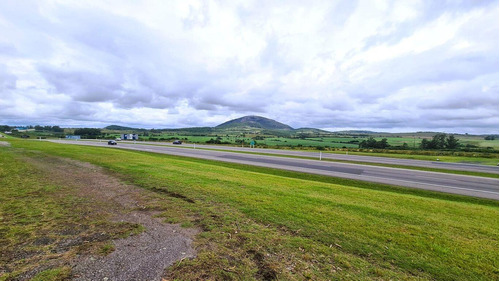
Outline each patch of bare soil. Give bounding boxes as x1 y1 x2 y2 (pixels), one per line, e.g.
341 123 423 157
27 156 198 281
0 141 10 146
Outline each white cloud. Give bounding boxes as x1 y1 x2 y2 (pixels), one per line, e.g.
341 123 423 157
0 0 497 133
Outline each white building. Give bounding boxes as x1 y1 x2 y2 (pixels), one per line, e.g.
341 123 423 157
121 133 139 140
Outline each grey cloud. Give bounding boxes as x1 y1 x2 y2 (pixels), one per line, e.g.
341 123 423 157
418 92 498 111
0 42 17 57
346 45 498 106
58 102 101 120
190 92 268 113
259 34 301 75
0 66 17 91
37 66 123 102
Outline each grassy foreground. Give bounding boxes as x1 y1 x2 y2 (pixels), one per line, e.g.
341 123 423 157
2 139 499 280
0 143 143 280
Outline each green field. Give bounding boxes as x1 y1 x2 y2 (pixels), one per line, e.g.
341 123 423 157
134 134 499 149
109 133 499 165
99 129 499 150
1 139 498 280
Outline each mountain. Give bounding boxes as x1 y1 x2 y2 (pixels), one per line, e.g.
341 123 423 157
216 116 293 130
105 125 144 131
333 130 378 134
295 128 332 134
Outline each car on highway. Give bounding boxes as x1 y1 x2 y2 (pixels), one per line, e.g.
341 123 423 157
173 140 182 144
108 140 117 145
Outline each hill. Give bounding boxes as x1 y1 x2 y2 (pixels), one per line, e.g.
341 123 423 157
216 116 293 130
295 128 332 134
105 125 144 131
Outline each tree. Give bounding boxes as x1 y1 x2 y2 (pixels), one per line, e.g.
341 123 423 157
431 133 447 149
420 139 430 149
421 134 460 149
446 135 460 149
52 126 63 132
73 128 102 138
377 138 389 149
359 137 390 149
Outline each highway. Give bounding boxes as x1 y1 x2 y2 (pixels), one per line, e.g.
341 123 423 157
83 140 498 174
50 140 499 200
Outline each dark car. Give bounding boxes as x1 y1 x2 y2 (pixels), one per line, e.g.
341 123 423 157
108 140 117 145
172 140 182 145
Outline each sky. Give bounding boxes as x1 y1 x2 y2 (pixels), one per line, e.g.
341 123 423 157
0 0 498 134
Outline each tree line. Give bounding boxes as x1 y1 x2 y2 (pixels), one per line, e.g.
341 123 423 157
73 128 102 138
359 134 460 150
358 137 390 149
34 125 64 132
420 133 459 149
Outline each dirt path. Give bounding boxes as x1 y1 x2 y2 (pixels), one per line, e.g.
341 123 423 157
27 156 198 281
0 141 10 146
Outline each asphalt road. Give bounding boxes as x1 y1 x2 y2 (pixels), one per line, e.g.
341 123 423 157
50 140 499 200
94 140 498 174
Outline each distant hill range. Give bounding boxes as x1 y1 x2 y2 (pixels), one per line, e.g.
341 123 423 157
105 125 146 131
216 115 293 130
104 117 495 137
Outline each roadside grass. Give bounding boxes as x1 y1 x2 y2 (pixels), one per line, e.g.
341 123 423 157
4 139 499 280
0 147 143 280
325 150 499 166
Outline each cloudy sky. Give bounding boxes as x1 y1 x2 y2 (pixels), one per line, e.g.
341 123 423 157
0 0 498 133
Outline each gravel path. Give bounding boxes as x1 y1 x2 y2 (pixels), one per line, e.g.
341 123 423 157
72 212 197 281
27 156 198 281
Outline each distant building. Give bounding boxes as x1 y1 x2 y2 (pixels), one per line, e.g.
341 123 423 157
121 133 139 140
14 127 35 132
66 135 81 140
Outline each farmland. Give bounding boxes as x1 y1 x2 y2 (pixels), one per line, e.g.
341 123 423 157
104 132 499 150
1 139 498 280
4 119 498 168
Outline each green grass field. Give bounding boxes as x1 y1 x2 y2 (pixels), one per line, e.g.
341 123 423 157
1 139 498 280
141 133 499 149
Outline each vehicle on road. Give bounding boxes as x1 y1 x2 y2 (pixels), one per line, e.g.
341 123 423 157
108 140 117 145
115 138 121 141
173 140 182 144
